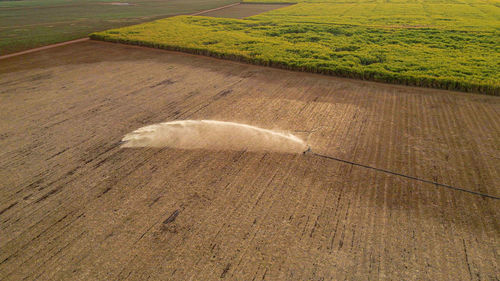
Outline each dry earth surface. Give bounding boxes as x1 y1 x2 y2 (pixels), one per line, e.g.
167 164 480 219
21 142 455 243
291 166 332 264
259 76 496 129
0 40 499 280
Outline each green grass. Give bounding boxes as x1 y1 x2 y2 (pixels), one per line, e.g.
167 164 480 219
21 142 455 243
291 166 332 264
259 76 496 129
91 0 500 95
0 0 238 55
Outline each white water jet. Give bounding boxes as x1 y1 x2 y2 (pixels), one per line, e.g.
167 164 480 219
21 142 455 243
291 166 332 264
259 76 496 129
121 120 307 153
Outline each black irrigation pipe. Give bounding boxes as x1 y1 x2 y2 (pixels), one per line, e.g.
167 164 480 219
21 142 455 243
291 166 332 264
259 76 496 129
306 149 499 200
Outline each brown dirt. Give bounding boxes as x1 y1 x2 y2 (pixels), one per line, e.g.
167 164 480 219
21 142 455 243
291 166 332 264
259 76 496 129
0 40 499 280
197 3 292 18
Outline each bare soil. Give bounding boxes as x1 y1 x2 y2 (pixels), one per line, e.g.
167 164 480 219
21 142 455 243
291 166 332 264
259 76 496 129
197 3 292 18
0 40 499 280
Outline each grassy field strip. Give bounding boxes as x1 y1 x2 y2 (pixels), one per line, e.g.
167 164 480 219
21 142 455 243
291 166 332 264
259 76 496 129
91 0 500 95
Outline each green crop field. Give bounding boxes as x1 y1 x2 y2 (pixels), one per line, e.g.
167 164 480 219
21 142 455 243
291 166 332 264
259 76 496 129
0 0 237 55
91 0 500 95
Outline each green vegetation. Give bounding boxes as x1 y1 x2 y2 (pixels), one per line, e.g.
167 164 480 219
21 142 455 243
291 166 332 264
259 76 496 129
0 0 238 55
92 0 500 95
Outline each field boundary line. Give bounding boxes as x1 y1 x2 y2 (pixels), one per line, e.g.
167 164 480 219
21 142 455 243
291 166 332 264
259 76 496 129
192 2 241 16
0 2 241 60
241 1 297 4
309 151 499 200
0 38 90 60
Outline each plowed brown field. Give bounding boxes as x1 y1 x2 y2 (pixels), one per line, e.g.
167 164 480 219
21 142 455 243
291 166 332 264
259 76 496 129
0 40 499 280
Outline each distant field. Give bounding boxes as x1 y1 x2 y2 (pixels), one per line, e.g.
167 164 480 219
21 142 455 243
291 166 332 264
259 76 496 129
0 0 237 55
244 0 499 3
91 0 500 95
198 3 291 18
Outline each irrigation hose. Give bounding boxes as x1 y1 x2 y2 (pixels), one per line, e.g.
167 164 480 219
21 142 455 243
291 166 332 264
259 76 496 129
303 147 499 200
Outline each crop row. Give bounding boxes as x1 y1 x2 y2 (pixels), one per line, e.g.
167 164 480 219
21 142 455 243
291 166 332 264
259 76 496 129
91 1 499 95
